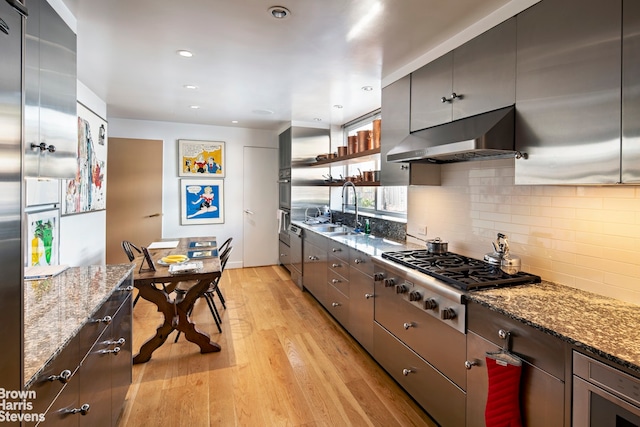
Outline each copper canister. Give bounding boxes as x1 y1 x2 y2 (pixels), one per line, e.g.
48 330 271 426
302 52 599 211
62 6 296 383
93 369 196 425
357 130 371 152
337 146 348 156
372 119 381 148
348 135 358 154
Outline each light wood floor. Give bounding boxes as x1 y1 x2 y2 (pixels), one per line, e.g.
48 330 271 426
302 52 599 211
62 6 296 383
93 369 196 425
118 266 437 426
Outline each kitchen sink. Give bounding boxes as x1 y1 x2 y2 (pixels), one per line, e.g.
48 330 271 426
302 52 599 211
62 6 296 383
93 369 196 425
309 224 341 233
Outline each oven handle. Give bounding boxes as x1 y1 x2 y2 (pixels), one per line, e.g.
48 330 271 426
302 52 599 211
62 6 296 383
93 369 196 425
572 376 640 426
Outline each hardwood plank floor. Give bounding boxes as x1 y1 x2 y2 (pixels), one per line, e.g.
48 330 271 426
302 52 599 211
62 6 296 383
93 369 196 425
118 266 437 426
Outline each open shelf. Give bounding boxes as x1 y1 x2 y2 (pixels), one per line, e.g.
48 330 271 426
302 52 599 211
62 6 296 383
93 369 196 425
309 147 380 167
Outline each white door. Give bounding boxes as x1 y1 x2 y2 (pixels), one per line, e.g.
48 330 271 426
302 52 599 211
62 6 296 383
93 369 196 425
243 146 278 267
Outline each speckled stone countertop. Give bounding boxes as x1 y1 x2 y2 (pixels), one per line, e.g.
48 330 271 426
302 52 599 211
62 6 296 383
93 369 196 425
24 264 134 387
466 281 640 375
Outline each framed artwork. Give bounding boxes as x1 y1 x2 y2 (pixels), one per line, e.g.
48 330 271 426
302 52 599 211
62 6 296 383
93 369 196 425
26 209 60 267
178 139 225 177
62 102 108 215
181 179 225 225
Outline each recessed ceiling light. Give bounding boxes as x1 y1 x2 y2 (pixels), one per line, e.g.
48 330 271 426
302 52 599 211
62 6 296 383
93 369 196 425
268 6 291 19
333 104 343 109
183 84 198 90
313 118 322 122
231 120 239 124
189 105 200 109
361 86 374 91
177 50 193 58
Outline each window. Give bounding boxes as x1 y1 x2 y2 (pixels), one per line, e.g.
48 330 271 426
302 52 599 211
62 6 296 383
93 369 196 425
334 111 407 218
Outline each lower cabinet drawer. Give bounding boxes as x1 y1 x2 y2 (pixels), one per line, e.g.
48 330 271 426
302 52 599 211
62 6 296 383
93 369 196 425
28 333 81 418
326 285 349 327
374 322 465 427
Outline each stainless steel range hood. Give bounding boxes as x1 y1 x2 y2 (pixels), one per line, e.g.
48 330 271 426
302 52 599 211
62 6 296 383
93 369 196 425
387 106 516 163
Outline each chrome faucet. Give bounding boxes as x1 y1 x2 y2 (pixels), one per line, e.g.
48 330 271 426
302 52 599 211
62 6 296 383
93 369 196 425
341 181 360 230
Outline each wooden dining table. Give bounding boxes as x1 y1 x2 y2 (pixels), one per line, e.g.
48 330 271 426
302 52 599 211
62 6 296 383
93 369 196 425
132 237 222 364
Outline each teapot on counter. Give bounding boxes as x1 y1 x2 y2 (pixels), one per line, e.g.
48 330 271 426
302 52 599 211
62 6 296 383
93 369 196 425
484 233 521 275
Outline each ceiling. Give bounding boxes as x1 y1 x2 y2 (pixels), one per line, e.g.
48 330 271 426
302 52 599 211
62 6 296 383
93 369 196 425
63 0 520 130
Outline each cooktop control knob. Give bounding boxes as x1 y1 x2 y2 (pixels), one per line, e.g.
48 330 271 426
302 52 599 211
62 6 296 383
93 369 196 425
396 284 408 294
383 278 395 287
409 291 422 301
373 273 385 281
441 307 457 320
424 298 438 310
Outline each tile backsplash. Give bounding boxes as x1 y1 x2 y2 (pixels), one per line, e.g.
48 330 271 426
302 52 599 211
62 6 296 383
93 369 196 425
408 158 640 305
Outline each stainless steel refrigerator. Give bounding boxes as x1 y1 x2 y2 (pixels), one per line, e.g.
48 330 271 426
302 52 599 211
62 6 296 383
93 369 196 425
0 0 26 391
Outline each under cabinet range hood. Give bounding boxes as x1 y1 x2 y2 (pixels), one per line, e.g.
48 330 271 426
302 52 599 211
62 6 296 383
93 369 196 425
387 106 517 163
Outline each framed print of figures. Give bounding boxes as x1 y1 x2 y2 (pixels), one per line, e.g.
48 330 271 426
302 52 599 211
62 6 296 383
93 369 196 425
178 139 225 177
181 179 224 224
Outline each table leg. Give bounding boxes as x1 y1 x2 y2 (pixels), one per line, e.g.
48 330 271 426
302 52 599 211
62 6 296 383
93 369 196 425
174 277 221 354
133 276 221 364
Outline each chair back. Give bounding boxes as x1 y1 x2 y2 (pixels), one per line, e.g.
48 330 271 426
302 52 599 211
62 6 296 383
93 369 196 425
220 245 233 271
122 240 141 262
218 237 233 255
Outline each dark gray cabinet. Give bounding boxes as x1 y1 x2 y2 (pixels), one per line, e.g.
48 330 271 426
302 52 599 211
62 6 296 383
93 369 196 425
278 127 292 170
410 18 516 132
380 75 411 186
514 0 621 184
466 303 566 427
25 0 77 179
31 290 133 427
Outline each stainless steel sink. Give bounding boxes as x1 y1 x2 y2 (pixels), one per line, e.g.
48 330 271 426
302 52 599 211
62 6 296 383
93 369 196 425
309 224 341 233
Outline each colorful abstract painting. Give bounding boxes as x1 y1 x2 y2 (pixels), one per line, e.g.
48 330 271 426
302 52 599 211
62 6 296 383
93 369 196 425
180 179 225 224
178 140 225 177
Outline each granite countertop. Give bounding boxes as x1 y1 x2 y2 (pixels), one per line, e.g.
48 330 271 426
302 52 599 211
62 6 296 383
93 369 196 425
24 264 134 387
467 281 640 375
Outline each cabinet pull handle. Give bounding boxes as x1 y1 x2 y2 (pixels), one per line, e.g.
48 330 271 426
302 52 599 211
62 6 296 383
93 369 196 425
91 315 112 324
354 258 363 264
440 92 460 103
403 322 414 330
118 285 133 292
332 247 341 252
364 293 373 299
67 403 90 416
99 347 121 355
331 279 340 284
47 369 73 384
6 0 28 17
331 302 340 307
332 263 340 268
104 337 125 346
465 360 479 370
400 165 409 170
402 368 413 376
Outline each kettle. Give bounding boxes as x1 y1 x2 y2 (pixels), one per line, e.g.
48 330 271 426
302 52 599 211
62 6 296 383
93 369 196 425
484 233 521 275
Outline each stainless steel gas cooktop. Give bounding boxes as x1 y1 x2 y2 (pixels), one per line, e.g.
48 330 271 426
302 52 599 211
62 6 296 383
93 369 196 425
381 249 540 291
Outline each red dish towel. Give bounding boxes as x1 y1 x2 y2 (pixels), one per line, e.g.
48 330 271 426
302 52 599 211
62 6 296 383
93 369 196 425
485 356 523 427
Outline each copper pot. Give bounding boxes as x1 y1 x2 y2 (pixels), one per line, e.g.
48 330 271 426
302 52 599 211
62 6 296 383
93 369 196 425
372 119 381 149
362 171 375 182
348 136 358 154
337 146 348 156
357 130 371 152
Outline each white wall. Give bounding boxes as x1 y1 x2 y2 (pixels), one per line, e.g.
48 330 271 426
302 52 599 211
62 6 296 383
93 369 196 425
408 159 640 305
108 118 277 269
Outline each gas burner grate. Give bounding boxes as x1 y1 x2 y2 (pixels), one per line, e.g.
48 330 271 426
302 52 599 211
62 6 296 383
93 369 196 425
382 250 540 291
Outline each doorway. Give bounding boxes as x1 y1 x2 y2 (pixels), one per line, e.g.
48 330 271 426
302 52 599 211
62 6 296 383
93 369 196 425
243 146 278 267
106 138 163 264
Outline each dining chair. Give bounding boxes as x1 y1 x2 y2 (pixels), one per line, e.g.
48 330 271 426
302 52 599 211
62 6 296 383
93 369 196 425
122 240 169 307
173 244 232 342
214 237 233 308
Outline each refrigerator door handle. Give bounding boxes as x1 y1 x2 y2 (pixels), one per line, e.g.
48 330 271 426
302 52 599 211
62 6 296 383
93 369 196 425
0 17 8 34
5 0 27 17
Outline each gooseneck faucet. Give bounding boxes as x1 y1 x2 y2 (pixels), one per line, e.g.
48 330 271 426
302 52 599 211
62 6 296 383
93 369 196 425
341 181 360 230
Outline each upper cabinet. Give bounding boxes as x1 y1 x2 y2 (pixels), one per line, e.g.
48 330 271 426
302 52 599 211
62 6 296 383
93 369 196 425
622 0 640 183
410 18 516 132
25 0 77 179
515 0 621 184
380 75 411 186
